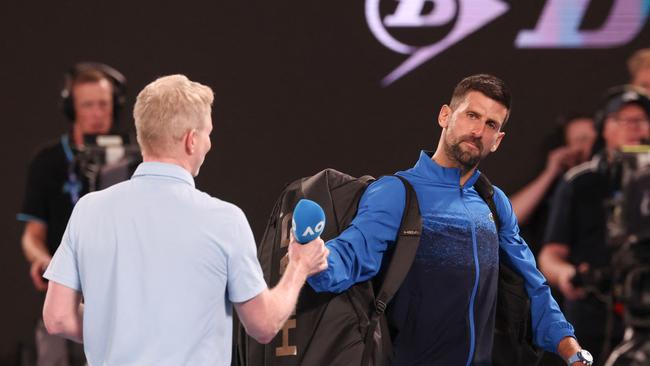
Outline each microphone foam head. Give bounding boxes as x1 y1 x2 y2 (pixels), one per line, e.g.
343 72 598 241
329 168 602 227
292 199 326 244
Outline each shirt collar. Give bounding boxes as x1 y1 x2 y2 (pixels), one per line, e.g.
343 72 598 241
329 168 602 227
412 150 481 188
132 162 195 188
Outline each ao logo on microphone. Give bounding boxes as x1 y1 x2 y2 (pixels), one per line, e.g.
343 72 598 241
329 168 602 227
293 218 325 238
366 0 650 86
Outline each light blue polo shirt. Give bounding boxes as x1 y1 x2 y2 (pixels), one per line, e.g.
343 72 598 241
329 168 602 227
44 162 267 366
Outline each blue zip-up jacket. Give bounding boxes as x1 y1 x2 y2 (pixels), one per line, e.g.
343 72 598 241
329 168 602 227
308 151 575 365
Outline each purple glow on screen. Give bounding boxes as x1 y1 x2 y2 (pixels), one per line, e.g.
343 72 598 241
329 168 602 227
367 0 650 85
516 0 650 48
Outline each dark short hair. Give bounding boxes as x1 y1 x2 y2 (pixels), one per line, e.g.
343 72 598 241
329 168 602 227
67 67 113 92
449 74 512 127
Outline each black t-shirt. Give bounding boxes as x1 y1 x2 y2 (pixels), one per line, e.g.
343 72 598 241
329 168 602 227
543 154 623 348
544 157 614 268
518 178 559 257
18 135 88 255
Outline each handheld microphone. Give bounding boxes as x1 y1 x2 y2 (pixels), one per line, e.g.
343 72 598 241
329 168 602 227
291 199 326 244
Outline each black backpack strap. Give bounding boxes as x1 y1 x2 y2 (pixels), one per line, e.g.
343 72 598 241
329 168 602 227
474 173 500 232
476 173 544 366
361 175 422 366
374 175 422 310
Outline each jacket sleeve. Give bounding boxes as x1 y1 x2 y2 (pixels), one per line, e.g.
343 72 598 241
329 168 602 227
492 186 575 353
308 176 406 293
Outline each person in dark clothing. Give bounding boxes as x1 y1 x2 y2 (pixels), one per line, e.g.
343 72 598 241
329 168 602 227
309 74 592 366
512 114 596 366
17 62 126 366
540 85 650 366
511 113 597 256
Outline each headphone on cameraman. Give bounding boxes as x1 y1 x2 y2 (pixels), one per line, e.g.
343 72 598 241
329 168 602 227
61 62 127 123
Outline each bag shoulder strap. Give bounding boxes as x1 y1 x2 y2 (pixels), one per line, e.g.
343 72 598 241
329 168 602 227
374 175 422 311
362 175 422 366
474 173 501 232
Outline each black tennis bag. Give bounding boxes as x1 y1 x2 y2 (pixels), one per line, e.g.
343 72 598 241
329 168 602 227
237 169 543 366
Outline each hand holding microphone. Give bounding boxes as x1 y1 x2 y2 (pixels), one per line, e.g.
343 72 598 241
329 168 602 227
289 199 329 276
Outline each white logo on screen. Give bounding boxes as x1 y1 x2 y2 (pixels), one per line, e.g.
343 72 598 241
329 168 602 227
366 0 650 86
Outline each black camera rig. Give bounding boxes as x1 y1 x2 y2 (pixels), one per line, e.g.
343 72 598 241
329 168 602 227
75 134 141 192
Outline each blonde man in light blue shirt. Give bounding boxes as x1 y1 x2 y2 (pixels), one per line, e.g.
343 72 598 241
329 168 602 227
42 74 328 366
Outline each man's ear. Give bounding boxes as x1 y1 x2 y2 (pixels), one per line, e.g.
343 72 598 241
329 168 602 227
491 131 506 152
438 105 451 128
184 129 197 154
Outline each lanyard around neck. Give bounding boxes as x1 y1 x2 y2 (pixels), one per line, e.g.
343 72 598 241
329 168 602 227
61 134 81 205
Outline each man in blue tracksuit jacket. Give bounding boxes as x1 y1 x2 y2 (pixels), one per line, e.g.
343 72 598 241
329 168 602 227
308 75 593 366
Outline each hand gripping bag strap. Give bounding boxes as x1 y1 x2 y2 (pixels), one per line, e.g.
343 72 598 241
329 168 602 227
361 175 422 366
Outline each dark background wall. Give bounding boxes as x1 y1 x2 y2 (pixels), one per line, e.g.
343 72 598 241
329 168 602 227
1 0 647 361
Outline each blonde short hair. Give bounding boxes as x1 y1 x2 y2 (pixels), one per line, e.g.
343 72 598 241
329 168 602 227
134 74 214 155
628 48 650 77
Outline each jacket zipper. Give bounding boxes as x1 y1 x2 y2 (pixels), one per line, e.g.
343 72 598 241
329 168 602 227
461 187 480 366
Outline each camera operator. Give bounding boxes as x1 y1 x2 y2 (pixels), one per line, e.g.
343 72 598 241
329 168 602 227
602 143 650 366
17 62 127 366
539 86 650 365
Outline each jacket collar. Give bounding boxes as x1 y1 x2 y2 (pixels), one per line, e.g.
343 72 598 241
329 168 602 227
411 150 481 188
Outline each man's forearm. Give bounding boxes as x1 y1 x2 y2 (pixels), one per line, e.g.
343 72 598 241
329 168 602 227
236 259 309 344
510 169 556 225
538 243 573 286
262 260 309 339
236 239 327 344
44 302 84 343
43 282 84 343
21 221 50 263
557 336 584 365
66 303 84 343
